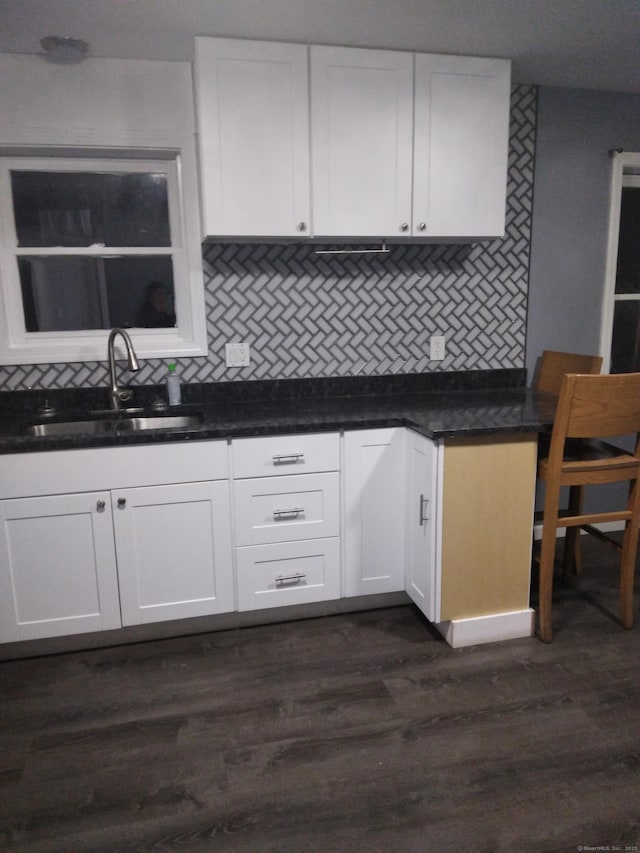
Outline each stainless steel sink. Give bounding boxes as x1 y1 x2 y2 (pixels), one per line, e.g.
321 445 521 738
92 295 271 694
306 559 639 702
116 415 203 432
24 414 203 437
25 420 114 437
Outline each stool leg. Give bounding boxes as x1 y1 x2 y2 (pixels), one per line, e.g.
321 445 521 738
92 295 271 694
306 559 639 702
620 520 639 629
539 501 560 643
621 477 640 629
563 486 583 579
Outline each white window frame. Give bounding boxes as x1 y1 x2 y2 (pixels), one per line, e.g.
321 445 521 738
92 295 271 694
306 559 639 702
600 151 640 373
0 149 208 364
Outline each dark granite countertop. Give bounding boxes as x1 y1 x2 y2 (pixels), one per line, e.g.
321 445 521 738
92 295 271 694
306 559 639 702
0 369 557 455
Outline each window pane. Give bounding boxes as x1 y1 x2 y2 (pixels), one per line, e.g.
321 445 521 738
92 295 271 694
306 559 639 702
611 300 640 373
18 256 175 331
11 171 171 248
19 257 103 331
106 257 176 328
615 187 640 295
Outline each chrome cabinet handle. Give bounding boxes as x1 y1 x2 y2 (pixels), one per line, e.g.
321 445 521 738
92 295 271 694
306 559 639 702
272 453 304 464
297 222 307 232
117 497 127 509
96 500 106 512
418 222 427 231
400 222 409 232
419 494 429 526
273 507 305 519
275 573 306 586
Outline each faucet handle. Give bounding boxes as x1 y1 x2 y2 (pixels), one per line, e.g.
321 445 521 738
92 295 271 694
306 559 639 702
37 399 57 418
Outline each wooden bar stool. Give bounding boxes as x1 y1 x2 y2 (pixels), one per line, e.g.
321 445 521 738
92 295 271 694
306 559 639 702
534 350 603 396
534 350 603 577
536 372 640 642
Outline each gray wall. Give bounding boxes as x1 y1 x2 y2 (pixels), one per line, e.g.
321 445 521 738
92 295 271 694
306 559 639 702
528 88 640 513
526 87 640 380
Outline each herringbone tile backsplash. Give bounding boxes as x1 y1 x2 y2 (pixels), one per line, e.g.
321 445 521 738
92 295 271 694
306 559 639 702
0 85 536 391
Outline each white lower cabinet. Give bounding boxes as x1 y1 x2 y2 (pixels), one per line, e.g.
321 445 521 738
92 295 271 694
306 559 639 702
232 433 341 611
113 480 234 626
0 441 233 643
0 492 121 642
236 538 341 611
404 430 440 622
343 428 408 596
0 427 537 650
233 472 339 546
232 432 340 479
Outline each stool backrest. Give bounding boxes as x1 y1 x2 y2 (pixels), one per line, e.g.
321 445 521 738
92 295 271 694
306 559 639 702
553 372 640 442
534 350 603 396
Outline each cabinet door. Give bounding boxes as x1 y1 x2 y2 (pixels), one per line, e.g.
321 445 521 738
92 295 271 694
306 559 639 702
413 54 511 238
405 431 440 622
310 46 414 237
113 481 234 626
0 493 121 642
194 37 311 237
344 428 406 596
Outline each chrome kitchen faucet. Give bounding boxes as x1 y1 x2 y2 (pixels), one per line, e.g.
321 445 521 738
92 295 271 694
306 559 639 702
107 328 140 410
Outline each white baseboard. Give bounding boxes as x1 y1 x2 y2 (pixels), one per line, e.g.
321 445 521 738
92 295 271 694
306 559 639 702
435 608 535 648
532 520 625 541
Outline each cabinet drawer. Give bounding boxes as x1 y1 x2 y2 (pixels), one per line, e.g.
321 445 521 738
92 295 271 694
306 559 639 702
234 472 339 546
232 432 340 479
0 440 229 499
236 538 340 611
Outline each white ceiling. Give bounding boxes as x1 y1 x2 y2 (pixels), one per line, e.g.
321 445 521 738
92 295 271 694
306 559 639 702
1 0 639 93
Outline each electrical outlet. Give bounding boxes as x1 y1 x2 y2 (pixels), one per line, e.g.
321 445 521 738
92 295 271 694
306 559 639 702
225 342 251 367
430 335 446 361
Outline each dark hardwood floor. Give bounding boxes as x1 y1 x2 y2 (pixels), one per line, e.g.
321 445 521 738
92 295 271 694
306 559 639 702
1 539 640 853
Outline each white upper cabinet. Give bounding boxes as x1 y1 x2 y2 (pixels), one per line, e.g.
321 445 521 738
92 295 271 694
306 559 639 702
311 47 510 240
193 38 511 240
310 46 414 238
194 37 311 238
413 54 511 239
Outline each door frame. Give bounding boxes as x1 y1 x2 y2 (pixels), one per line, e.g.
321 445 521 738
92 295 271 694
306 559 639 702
600 151 640 372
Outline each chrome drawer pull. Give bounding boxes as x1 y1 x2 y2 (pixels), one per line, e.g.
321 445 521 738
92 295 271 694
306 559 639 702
273 507 305 519
275 572 306 586
272 453 304 464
